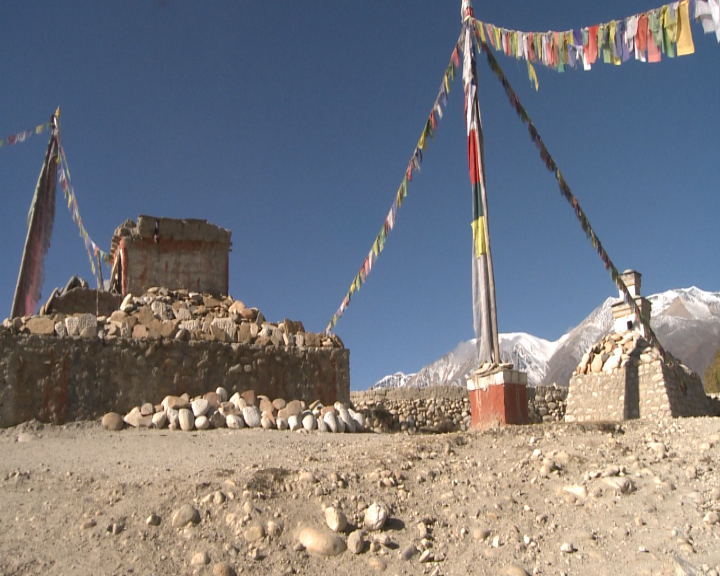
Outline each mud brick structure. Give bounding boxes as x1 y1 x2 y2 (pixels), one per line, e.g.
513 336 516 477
110 216 231 296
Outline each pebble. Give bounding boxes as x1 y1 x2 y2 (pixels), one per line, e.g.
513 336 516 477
297 526 347 556
213 562 236 576
560 542 576 553
178 408 194 431
146 513 161 526
503 565 530 576
276 417 289 431
473 528 490 541
267 520 283 538
243 523 265 542
368 556 387 571
347 529 365 554
172 504 200 528
419 549 433 563
101 412 124 431
704 512 719 526
603 476 635 494
191 552 210 565
364 502 388 531
401 544 418 561
325 506 348 532
80 519 96 530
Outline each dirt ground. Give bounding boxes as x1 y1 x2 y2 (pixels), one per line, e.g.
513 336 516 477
1 417 719 576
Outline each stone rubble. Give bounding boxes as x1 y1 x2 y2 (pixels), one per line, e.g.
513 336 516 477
2 286 343 350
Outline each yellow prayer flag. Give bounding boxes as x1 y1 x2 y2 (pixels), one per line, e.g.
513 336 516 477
527 60 539 91
677 0 695 56
471 217 487 258
609 21 621 65
477 21 486 44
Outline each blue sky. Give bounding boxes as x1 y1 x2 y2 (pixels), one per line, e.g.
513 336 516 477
1 1 718 390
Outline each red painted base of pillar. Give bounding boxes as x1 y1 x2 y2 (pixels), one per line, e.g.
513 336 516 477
468 383 529 427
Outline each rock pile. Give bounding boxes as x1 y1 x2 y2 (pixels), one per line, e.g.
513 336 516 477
106 387 366 434
526 385 567 424
573 330 664 376
1 287 342 350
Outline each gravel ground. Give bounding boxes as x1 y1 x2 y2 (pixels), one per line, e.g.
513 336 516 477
1 417 719 576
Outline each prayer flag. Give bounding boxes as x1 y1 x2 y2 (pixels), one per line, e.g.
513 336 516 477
11 122 59 318
463 26 496 363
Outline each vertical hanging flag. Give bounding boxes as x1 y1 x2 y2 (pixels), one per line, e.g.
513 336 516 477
462 21 497 363
11 115 59 318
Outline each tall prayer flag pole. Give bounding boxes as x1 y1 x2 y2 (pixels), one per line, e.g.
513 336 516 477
11 111 60 319
462 0 500 364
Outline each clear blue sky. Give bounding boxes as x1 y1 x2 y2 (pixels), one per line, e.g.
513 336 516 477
1 1 718 390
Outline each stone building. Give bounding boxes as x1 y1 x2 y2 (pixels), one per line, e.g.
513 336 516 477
109 216 231 296
565 271 713 422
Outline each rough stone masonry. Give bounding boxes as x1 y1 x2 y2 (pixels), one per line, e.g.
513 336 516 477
0 286 349 428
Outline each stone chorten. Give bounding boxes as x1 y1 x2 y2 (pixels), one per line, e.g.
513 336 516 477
565 270 712 422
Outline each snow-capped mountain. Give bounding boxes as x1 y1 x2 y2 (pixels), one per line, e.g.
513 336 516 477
371 287 720 390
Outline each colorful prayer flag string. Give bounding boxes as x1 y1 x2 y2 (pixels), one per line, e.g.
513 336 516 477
476 31 669 361
325 35 463 335
469 0 718 89
56 134 112 285
0 122 53 150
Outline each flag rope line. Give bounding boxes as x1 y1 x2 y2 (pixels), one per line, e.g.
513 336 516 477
471 0 718 90
0 122 54 150
475 28 668 362
56 131 112 286
324 35 463 334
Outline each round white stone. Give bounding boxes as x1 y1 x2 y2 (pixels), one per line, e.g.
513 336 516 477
178 408 195 431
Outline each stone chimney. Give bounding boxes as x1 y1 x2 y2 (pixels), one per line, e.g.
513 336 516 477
611 270 652 336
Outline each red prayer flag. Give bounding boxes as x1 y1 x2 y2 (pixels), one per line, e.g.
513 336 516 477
587 25 599 64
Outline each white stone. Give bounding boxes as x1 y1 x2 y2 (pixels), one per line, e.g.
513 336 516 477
152 411 168 429
297 526 346 557
226 414 245 430
302 413 317 431
325 506 348 532
166 408 179 427
242 406 262 428
192 399 210 417
364 502 388 531
350 410 366 431
195 415 210 430
338 409 356 433
276 417 289 431
216 387 228 402
323 412 339 433
179 409 195 431
288 415 301 432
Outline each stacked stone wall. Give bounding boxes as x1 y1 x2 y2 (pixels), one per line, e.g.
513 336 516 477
0 333 349 428
350 384 568 432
